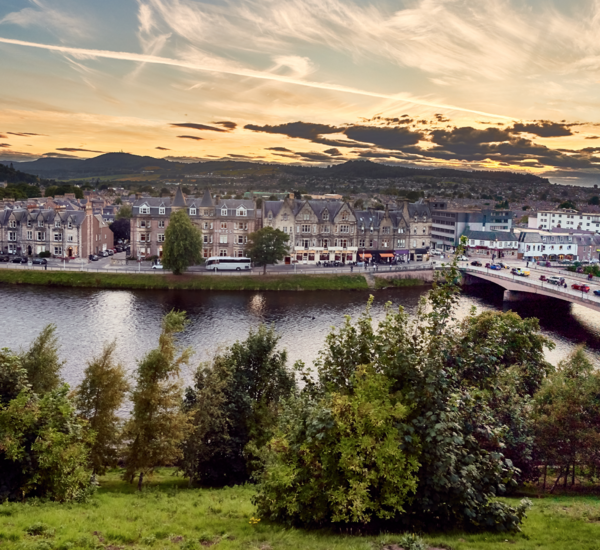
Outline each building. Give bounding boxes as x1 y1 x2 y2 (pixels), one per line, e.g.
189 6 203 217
529 209 600 232
0 202 113 258
463 229 519 258
263 197 432 264
431 207 513 251
130 188 260 259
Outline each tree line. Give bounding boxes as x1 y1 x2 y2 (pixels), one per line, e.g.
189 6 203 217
2 257 600 533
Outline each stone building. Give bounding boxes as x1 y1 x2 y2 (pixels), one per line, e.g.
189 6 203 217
130 188 260 259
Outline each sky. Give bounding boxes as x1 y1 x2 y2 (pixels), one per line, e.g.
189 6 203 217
1 0 600 184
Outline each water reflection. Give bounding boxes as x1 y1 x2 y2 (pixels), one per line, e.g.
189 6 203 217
0 281 599 388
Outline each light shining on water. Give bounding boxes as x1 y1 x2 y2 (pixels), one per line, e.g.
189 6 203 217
1 283 599 389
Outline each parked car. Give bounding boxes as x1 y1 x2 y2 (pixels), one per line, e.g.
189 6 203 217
11 257 27 264
489 264 502 270
107 249 115 256
32 258 47 265
456 255 468 261
100 250 109 257
471 260 482 267
594 289 600 296
151 262 163 270
513 268 530 277
497 262 510 269
572 283 590 293
89 254 99 261
546 276 564 285
0 255 9 262
429 249 442 256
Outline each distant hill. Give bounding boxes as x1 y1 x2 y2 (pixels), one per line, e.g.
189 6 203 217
0 162 44 184
11 153 549 184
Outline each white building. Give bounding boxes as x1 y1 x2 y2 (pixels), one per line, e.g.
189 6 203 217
530 209 600 231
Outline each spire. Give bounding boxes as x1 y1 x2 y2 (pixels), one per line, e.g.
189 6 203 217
172 185 187 209
200 188 214 208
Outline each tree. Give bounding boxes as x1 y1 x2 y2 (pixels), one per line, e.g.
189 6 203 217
182 325 296 486
75 341 129 475
114 196 122 205
558 200 577 210
588 196 600 205
255 366 419 526
20 324 64 395
245 227 289 275
123 311 191 489
115 204 132 220
110 218 130 242
162 210 203 275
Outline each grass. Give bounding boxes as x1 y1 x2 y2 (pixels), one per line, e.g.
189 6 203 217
0 269 369 292
1 471 600 550
374 277 426 289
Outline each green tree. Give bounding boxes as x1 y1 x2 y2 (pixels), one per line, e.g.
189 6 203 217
533 347 600 491
182 325 296 486
162 210 203 275
20 324 64 395
75 341 129 475
588 196 600 205
114 196 123 205
123 311 191 489
115 204 132 220
245 227 289 275
558 200 577 210
254 366 419 526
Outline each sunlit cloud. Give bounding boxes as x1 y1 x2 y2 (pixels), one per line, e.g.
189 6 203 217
177 135 204 141
170 122 229 132
56 147 103 153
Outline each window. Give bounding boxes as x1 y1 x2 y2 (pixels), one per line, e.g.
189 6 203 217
340 239 348 248
397 239 406 247
158 234 165 242
140 206 150 214
283 227 288 233
9 220 16 228
37 231 45 241
219 234 228 244
341 212 349 221
323 239 329 248
302 239 310 248
140 234 146 242
237 235 246 244
411 240 416 248
221 207 228 216
323 211 329 221
238 222 248 230
221 222 227 229
140 220 147 228
159 207 165 215
189 207 197 216
203 235 213 244
146 221 151 229
323 225 330 233
8 232 16 241
67 221 73 229
219 249 228 257
54 233 61 242
27 220 31 228
236 207 247 217
27 231 32 240
398 228 404 234
236 250 244 258
67 235 73 242
54 246 62 256
158 220 165 228
382 240 389 248
423 228 426 234
359 239 365 247
339 225 350 233
303 213 310 221
54 220 61 228
301 224 311 233
382 227 390 234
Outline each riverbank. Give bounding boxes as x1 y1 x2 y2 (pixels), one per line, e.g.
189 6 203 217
0 269 369 291
0 469 597 550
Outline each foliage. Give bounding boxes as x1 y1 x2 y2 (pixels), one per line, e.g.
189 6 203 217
182 325 296 486
162 210 203 275
115 204 132 219
245 227 290 274
557 200 576 210
0 183 41 200
75 341 129 475
533 347 600 489
254 366 419 526
396 533 427 550
0 349 29 406
109 217 130 241
123 311 191 488
44 185 83 199
19 325 64 395
0 385 95 502
588 195 600 205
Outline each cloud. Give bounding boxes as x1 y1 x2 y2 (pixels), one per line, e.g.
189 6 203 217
7 132 44 136
170 122 228 132
177 135 204 141
510 121 574 138
0 143 11 148
41 152 80 158
155 146 170 150
585 136 600 140
212 121 237 130
265 146 292 152
0 37 513 120
324 148 342 156
56 147 103 153
227 153 252 158
0 134 7 139
163 156 204 162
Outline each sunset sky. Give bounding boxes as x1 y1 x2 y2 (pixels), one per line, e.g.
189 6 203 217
2 0 600 184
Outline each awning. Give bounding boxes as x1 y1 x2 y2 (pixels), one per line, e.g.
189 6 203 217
359 253 372 258
394 249 409 254
414 248 428 254
380 253 394 258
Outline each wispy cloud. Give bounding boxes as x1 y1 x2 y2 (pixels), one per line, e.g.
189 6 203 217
156 146 170 150
170 122 228 132
177 135 204 141
56 147 103 153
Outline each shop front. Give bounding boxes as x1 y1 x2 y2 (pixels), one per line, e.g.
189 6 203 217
294 247 357 264
394 249 410 262
412 248 428 262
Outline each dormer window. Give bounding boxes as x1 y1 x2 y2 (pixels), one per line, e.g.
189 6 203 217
140 206 150 215
9 220 16 228
27 220 31 227
237 207 247 217
54 220 61 228
323 211 329 221
38 219 44 228
67 221 73 229
341 212 348 221
221 207 228 216
159 207 165 215
189 207 197 216
303 213 310 221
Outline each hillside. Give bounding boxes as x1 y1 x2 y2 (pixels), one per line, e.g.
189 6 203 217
11 153 549 184
0 162 44 184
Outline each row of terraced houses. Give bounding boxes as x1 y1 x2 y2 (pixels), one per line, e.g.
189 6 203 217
129 189 433 264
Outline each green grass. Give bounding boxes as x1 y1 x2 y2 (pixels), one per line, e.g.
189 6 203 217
1 471 600 550
0 269 369 291
374 277 426 289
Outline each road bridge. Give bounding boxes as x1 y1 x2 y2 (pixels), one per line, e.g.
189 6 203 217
459 266 600 313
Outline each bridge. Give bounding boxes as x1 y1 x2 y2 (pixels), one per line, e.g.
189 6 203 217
458 266 600 313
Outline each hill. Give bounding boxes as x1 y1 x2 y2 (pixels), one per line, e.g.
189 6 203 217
0 162 45 184
10 153 549 184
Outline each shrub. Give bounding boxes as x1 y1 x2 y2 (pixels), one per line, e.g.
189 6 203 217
38 251 51 258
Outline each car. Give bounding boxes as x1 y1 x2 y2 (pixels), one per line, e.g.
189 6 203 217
497 262 510 269
11 257 27 264
32 258 47 265
572 283 590 293
107 249 115 256
151 262 163 270
89 254 99 261
489 264 502 270
513 268 530 277
100 250 109 257
471 260 482 267
456 255 468 261
0 255 9 262
546 276 564 285
429 249 442 256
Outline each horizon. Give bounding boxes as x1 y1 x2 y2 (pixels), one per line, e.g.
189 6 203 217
1 1 600 186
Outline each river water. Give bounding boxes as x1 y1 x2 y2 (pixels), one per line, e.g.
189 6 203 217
1 283 599 387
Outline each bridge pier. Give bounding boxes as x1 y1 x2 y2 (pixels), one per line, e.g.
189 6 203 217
503 290 550 302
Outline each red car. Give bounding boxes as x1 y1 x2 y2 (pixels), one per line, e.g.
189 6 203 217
572 283 590 293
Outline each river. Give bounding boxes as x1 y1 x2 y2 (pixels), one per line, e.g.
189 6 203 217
1 283 599 388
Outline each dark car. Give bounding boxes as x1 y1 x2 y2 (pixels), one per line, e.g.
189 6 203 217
594 289 600 297
89 254 99 261
470 260 482 267
32 258 47 265
11 256 27 264
489 264 502 270
0 255 9 262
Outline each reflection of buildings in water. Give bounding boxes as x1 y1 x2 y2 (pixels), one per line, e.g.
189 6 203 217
249 293 266 316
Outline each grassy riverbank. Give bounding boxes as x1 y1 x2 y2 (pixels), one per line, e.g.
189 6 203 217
374 277 427 289
0 470 599 550
0 269 369 291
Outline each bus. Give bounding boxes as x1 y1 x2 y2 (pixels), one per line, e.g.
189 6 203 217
205 256 252 271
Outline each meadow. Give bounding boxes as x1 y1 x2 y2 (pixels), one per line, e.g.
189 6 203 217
1 470 600 550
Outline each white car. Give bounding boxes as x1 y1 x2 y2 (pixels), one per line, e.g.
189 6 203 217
429 249 442 256
457 255 468 261
151 262 163 270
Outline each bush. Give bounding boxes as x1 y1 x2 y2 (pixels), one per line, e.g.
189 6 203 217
37 251 51 258
254 366 419 526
